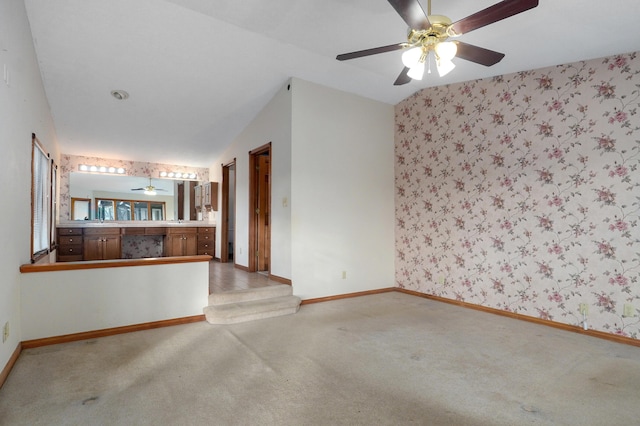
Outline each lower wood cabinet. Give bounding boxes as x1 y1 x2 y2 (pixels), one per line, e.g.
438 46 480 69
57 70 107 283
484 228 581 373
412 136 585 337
165 227 198 256
197 227 215 256
57 225 215 261
57 228 83 262
83 228 121 260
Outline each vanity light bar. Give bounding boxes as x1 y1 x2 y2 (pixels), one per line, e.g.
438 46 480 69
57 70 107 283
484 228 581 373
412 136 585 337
78 164 126 174
159 171 198 180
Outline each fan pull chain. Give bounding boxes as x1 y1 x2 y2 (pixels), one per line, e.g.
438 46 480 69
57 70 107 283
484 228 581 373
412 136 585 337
427 0 431 16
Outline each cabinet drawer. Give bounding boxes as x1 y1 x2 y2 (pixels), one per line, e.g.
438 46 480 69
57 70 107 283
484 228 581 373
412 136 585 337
58 228 82 236
59 236 82 245
198 233 214 242
198 227 215 234
57 254 83 262
58 244 83 255
145 227 166 235
198 240 214 250
84 227 121 236
166 227 197 234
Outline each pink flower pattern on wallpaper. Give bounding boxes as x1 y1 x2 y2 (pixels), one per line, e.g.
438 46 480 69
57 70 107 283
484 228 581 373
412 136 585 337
395 52 640 339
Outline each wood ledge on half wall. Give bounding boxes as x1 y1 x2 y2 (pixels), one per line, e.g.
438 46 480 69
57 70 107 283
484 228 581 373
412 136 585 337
20 255 212 273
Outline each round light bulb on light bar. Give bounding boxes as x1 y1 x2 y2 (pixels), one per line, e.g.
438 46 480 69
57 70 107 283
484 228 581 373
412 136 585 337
189 173 197 179
435 41 457 61
117 168 125 174
175 172 183 178
79 165 89 171
402 47 423 68
407 61 425 80
89 166 98 172
168 172 175 178
99 166 107 173
160 171 168 177
108 167 116 173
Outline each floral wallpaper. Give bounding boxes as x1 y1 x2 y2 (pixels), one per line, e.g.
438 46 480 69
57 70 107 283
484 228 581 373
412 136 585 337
58 154 209 221
121 235 164 259
395 51 640 339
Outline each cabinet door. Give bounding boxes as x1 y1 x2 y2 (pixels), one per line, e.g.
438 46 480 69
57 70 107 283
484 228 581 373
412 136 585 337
83 236 102 261
194 186 202 210
103 236 121 259
165 235 182 257
184 234 198 256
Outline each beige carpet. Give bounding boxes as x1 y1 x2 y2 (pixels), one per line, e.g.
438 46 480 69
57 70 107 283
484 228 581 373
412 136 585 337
1 292 640 425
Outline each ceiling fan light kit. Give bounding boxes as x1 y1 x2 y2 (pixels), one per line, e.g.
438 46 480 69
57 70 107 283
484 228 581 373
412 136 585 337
336 0 539 85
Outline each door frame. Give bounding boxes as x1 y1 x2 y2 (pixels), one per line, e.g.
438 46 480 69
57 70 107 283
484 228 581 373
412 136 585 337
220 159 236 263
248 142 271 273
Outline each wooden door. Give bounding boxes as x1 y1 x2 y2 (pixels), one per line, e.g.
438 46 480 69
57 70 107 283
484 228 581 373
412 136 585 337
248 143 271 273
256 154 270 271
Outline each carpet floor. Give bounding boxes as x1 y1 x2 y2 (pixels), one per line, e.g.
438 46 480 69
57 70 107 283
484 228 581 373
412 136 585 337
1 292 639 425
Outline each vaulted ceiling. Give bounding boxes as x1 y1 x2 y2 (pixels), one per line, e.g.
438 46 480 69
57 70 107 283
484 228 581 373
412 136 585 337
24 0 640 168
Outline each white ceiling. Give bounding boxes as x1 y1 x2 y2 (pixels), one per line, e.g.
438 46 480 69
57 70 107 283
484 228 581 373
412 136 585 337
24 0 640 168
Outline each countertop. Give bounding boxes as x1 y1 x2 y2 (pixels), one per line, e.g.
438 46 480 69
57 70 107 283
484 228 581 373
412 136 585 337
58 221 215 228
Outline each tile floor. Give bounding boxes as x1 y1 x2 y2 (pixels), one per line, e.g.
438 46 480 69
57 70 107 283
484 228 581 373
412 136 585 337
208 261 282 294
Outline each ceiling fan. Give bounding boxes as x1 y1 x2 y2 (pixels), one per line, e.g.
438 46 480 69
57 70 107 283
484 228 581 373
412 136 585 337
336 0 539 85
131 178 167 196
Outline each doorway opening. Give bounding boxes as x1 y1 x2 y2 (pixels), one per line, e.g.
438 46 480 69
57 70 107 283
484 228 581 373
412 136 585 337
248 143 271 273
220 160 236 263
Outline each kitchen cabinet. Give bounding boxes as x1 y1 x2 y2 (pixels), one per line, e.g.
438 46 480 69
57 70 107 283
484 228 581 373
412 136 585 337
197 227 215 257
165 227 198 256
83 228 121 260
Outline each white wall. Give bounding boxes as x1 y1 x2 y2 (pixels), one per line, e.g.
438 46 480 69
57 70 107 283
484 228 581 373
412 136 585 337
0 0 58 367
209 80 292 279
20 262 209 340
290 79 395 299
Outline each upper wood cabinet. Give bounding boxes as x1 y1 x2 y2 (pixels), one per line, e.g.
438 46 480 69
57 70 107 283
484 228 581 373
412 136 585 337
194 185 202 211
196 182 218 211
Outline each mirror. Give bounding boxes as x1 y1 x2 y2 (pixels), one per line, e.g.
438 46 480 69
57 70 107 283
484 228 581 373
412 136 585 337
69 172 189 221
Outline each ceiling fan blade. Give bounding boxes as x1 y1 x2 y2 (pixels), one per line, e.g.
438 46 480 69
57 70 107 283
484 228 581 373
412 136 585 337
393 67 412 86
455 41 505 66
336 43 405 61
388 0 430 30
449 0 538 36
131 188 144 191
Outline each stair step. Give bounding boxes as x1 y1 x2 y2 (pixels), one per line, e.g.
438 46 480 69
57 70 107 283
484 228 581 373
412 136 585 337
204 295 301 325
208 284 292 306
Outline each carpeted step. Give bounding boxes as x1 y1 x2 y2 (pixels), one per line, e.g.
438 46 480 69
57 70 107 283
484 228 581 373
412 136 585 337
208 284 293 306
204 295 301 325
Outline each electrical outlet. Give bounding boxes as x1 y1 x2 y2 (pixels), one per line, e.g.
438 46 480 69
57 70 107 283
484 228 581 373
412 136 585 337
342 271 347 279
579 303 589 315
438 276 445 285
2 322 9 343
623 304 635 318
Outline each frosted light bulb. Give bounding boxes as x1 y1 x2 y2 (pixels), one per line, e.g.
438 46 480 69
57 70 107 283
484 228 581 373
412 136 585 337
435 41 457 61
437 59 455 77
407 62 425 80
402 47 423 68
